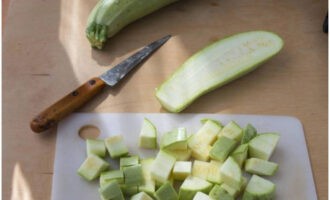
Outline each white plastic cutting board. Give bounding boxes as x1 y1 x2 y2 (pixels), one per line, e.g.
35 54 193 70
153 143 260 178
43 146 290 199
51 113 317 200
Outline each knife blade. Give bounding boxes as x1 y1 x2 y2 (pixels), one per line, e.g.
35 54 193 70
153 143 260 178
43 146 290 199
30 35 171 133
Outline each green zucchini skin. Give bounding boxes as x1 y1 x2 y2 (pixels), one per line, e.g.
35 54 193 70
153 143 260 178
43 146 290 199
155 31 284 113
86 0 179 49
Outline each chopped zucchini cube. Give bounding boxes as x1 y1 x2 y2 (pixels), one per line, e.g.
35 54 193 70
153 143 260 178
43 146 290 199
192 160 210 180
209 184 234 200
242 175 275 200
100 170 124 188
173 161 192 181
230 144 248 167
139 158 156 196
121 185 139 196
244 158 279 176
248 133 280 160
219 121 243 141
77 155 109 181
193 192 211 200
139 118 158 149
220 184 239 198
207 160 223 184
105 135 129 158
86 139 106 157
219 157 242 190
195 119 223 145
123 164 144 187
241 124 257 144
155 182 178 200
179 176 213 200
151 151 176 184
131 192 154 200
164 149 192 161
99 180 124 200
120 156 140 169
161 127 188 150
190 141 212 161
209 136 237 162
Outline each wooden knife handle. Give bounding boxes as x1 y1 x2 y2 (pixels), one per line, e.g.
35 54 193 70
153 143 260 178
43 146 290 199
30 77 107 133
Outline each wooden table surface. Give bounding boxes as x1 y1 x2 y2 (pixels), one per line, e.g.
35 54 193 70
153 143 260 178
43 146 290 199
3 0 328 199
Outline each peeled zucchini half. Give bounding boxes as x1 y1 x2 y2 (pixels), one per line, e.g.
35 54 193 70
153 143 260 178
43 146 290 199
156 31 284 112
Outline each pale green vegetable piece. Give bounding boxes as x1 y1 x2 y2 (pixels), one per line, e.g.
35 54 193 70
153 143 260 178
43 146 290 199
139 158 156 196
230 144 248 167
99 180 125 200
192 160 210 180
131 192 154 200
77 155 109 181
121 185 139 196
123 164 144 186
150 151 176 184
164 149 192 161
245 158 279 176
155 182 178 200
200 118 223 128
139 118 157 149
173 161 192 181
220 184 239 198
190 140 212 161
242 175 275 200
120 156 140 169
193 192 211 200
193 119 223 146
100 170 124 188
179 176 213 200
220 157 242 190
209 184 234 200
241 124 257 144
86 0 179 49
207 160 223 184
105 135 129 158
156 31 283 112
219 121 243 141
161 127 188 150
86 139 106 157
248 133 280 160
209 136 237 162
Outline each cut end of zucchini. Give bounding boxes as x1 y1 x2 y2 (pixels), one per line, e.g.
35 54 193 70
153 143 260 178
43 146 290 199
156 31 284 113
86 22 108 50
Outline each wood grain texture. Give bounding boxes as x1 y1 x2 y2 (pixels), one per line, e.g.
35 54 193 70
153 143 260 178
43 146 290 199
30 77 106 133
3 0 328 199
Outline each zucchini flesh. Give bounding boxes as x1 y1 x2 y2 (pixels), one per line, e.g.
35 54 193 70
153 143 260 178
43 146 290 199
86 0 179 49
242 175 275 200
156 31 283 112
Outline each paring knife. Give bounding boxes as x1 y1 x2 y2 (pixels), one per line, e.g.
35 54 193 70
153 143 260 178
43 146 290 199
30 35 171 133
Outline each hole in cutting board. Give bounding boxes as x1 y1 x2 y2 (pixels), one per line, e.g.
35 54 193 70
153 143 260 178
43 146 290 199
78 125 100 140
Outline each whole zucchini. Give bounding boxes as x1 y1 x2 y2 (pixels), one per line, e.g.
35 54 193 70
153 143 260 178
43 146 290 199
86 0 179 49
155 31 284 112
